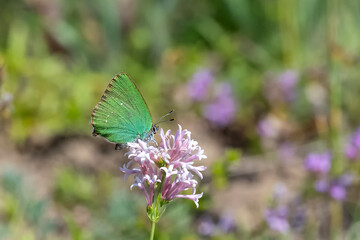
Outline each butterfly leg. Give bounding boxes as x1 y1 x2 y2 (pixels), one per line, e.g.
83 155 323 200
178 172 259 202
92 128 98 136
115 143 127 150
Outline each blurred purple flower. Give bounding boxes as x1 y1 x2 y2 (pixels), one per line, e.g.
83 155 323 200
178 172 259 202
328 174 353 201
203 83 237 127
286 198 307 231
218 212 237 233
187 69 214 101
277 70 299 102
198 215 216 237
338 173 354 187
313 174 353 200
304 152 331 174
345 128 360 159
258 118 275 138
329 185 346 201
257 115 282 139
265 206 290 234
264 69 299 103
278 143 295 164
345 144 358 159
120 125 206 207
314 179 329 193
351 128 360 148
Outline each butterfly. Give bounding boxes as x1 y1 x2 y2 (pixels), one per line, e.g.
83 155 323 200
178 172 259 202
91 73 174 149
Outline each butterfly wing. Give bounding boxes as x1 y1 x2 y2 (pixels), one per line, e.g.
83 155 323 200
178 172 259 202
91 73 153 143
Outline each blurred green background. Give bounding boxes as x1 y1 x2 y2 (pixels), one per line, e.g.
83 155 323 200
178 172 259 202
1 0 360 239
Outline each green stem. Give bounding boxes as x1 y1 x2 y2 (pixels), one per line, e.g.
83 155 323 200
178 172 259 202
150 220 156 240
147 170 167 239
326 0 343 239
327 0 343 176
277 0 300 68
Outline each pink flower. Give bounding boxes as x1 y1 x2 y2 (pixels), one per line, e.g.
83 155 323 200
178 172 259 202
120 125 206 208
345 127 360 159
304 152 331 175
265 206 290 234
187 69 214 101
330 185 346 201
264 70 299 103
203 83 237 127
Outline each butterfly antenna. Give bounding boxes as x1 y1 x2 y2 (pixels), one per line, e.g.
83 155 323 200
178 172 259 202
156 118 175 125
154 110 175 125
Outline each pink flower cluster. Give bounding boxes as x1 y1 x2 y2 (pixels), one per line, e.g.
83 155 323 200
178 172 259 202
120 125 207 208
345 127 360 159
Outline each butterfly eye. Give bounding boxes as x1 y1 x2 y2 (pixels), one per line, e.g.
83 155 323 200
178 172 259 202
152 125 159 134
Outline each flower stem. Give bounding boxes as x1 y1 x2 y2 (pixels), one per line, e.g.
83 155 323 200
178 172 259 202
150 220 156 240
147 171 166 240
326 0 343 238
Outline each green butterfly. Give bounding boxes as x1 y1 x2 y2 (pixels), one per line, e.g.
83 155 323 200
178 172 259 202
91 73 173 149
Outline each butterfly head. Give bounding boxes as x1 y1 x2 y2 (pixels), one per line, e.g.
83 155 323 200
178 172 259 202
141 110 175 144
152 125 159 134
